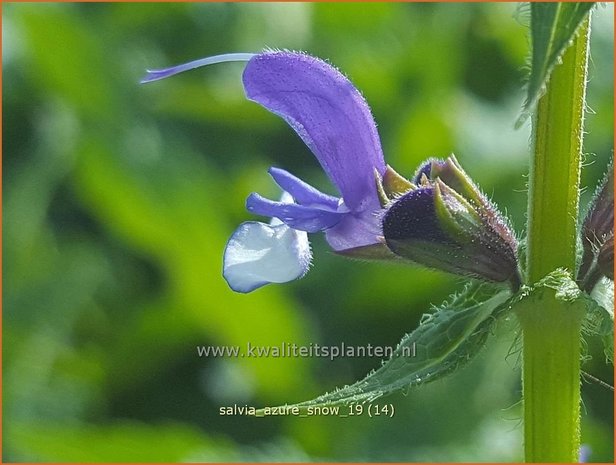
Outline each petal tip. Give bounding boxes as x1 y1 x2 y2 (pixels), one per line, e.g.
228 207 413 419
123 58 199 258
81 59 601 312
140 53 257 85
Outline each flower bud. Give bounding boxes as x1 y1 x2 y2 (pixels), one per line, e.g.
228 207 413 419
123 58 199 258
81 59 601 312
413 155 487 207
577 166 614 289
383 159 520 288
598 235 614 280
582 168 614 245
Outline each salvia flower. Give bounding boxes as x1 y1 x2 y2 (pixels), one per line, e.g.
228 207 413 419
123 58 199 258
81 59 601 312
382 155 521 289
144 51 388 292
142 52 520 292
577 166 614 290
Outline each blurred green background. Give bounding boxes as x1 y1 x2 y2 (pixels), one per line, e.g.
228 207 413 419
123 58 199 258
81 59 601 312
3 2 613 462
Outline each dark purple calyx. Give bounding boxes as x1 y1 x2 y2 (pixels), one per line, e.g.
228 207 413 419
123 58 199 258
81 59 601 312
383 187 449 244
383 164 521 288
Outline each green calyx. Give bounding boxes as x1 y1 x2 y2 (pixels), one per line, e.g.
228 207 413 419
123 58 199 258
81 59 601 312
434 179 483 242
429 155 487 208
375 165 415 207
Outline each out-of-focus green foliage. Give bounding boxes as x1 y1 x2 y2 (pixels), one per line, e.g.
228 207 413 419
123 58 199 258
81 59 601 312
3 3 613 462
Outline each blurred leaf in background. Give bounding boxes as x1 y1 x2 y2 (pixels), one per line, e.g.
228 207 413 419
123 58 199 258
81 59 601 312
3 3 613 462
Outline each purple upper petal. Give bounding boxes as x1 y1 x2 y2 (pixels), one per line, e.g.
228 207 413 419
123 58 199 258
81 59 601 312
243 51 386 212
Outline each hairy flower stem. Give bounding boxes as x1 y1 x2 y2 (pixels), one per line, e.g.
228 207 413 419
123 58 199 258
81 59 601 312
520 17 591 463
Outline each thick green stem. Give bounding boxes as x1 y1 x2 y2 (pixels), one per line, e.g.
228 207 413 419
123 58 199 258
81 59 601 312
521 17 590 463
518 297 585 463
526 19 589 283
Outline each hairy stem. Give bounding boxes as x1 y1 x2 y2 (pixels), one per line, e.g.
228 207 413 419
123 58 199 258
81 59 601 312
521 16 590 463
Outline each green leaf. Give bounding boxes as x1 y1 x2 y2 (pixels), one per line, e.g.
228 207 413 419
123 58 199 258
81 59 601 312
518 2 594 126
256 282 511 414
